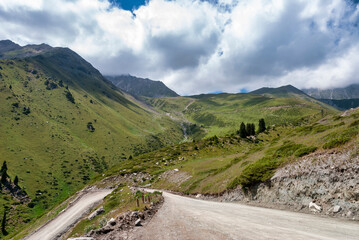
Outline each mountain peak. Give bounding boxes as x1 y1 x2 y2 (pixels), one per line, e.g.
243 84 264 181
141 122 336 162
0 39 21 53
0 39 54 59
106 75 179 98
250 85 305 96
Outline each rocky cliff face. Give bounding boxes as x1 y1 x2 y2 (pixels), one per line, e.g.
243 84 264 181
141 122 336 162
219 148 359 220
303 84 359 100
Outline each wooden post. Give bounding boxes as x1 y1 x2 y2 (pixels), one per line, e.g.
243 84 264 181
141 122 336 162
136 198 139 207
141 195 144 203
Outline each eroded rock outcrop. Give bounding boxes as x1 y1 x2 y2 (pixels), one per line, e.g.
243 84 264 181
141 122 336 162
247 149 358 219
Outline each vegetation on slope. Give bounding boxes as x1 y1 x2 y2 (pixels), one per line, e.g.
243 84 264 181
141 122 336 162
0 52 183 238
102 108 359 196
147 89 336 139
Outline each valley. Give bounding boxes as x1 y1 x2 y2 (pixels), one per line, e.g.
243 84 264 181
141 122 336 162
2 1 359 240
0 40 358 240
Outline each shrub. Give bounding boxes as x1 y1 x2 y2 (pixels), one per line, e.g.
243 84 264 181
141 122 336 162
65 91 75 103
12 102 19 108
98 217 107 228
294 146 317 157
272 142 304 158
22 107 31 115
84 224 95 233
229 157 280 190
323 136 351 149
323 127 358 149
350 120 359 127
87 122 95 132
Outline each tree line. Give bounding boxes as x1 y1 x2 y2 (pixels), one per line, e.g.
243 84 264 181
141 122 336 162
238 118 266 138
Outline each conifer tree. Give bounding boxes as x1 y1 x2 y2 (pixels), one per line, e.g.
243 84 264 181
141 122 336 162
0 162 8 184
239 122 247 138
1 171 6 184
1 209 6 235
14 176 19 186
246 123 251 136
0 161 7 174
246 123 255 136
258 118 266 133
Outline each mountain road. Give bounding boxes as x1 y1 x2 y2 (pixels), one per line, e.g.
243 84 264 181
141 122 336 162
24 189 112 240
130 191 359 240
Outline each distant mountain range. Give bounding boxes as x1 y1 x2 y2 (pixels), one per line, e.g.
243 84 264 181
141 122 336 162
302 84 359 100
250 84 359 110
301 84 359 110
106 75 179 98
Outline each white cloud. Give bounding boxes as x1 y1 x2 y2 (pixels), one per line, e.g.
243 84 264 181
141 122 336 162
0 0 358 94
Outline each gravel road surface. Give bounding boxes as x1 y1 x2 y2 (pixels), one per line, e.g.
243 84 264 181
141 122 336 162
131 191 359 240
24 189 112 240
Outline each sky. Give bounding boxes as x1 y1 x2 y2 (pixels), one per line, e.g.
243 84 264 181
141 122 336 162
0 0 359 95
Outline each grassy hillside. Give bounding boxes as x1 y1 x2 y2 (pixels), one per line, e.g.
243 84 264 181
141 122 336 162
0 41 341 238
147 90 337 139
103 108 359 196
0 51 183 238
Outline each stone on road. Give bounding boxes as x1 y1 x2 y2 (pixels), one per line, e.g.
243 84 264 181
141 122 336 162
130 192 359 240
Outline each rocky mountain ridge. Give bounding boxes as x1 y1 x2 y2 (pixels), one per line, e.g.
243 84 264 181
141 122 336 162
106 75 179 98
302 84 359 100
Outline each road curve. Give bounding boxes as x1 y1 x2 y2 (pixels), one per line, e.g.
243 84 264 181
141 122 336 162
130 192 359 240
24 189 112 240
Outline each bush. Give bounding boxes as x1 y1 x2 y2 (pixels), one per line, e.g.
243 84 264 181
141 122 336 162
350 120 359 127
272 142 304 158
87 122 95 132
323 136 351 149
294 146 317 157
84 224 95 233
98 217 107 228
323 127 358 149
153 191 163 196
229 157 280 190
22 107 31 115
65 91 75 104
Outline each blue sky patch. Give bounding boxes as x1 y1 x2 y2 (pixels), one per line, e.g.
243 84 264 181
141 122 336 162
109 0 147 11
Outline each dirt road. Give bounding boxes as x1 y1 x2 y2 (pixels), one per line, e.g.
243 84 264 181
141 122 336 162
24 189 112 240
131 192 359 240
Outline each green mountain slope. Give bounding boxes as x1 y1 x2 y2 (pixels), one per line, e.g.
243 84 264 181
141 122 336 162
106 75 179 98
103 107 359 198
0 45 183 238
147 87 337 139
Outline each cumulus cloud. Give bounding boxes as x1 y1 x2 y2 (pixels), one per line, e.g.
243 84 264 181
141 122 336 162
0 0 358 95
